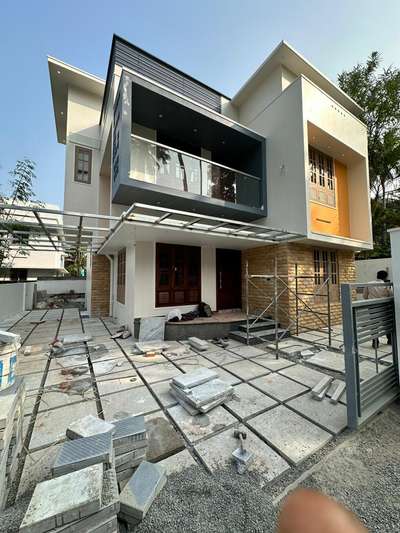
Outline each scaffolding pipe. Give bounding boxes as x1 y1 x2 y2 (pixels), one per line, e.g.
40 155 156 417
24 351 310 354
274 256 279 359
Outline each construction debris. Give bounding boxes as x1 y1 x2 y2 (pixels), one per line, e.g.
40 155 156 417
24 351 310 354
330 382 346 404
0 377 25 510
61 334 92 346
311 376 333 401
188 337 209 351
232 430 253 474
170 368 233 414
118 461 166 525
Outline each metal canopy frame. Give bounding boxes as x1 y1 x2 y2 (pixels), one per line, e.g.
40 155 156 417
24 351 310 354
0 201 306 257
97 202 305 253
0 203 118 254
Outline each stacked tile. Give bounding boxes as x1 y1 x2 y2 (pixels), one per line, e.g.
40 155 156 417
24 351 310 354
119 461 166 526
19 463 120 533
0 377 25 511
112 416 148 482
170 368 234 414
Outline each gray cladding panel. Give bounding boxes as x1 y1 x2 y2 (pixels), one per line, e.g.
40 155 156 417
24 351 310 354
114 40 222 113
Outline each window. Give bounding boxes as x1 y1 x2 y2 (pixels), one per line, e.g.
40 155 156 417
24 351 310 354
117 249 126 304
156 243 201 307
313 249 338 285
74 146 92 183
308 146 336 207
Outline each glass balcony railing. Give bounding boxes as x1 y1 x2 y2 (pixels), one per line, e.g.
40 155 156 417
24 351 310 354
129 135 263 210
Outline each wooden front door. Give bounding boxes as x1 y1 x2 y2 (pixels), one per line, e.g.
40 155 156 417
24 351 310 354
156 243 201 307
216 249 242 310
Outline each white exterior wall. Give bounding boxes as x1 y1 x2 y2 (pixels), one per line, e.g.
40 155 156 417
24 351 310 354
355 258 392 283
0 283 26 321
113 245 135 329
389 228 400 357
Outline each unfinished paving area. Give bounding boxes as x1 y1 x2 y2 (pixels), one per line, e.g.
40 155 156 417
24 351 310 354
0 309 396 531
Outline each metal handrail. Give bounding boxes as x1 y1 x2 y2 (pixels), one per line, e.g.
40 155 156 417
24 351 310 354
131 134 262 181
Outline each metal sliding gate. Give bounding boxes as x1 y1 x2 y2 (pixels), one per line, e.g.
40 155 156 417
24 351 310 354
341 283 399 429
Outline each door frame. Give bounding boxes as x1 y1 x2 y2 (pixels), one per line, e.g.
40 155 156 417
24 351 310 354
216 248 242 311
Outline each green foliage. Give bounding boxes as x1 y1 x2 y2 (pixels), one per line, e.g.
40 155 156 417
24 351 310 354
65 250 86 277
0 158 41 272
338 53 400 258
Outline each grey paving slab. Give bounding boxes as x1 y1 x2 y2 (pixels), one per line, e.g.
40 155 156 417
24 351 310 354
96 372 143 396
201 349 242 366
212 366 242 386
306 350 345 373
101 387 159 421
31 386 96 415
174 354 217 372
359 360 386 380
250 373 308 402
145 411 185 462
112 415 146 447
167 404 237 443
248 405 332 465
19 464 103 533
128 353 169 367
286 394 348 435
225 383 278 419
52 432 113 476
30 401 99 450
148 381 178 408
91 358 130 378
172 368 218 389
195 424 290 483
278 364 328 388
138 317 165 342
139 362 183 384
119 460 166 520
158 449 198 475
223 360 269 381
252 353 295 372
66 414 114 440
228 345 267 358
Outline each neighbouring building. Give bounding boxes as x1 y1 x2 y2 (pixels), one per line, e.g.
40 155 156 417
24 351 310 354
2 202 65 281
48 35 372 330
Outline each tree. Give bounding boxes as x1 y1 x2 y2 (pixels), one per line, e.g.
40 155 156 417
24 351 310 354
338 53 400 256
0 158 41 276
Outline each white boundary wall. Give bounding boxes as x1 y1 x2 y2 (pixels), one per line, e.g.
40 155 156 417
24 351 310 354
0 283 26 321
389 229 400 361
355 258 392 284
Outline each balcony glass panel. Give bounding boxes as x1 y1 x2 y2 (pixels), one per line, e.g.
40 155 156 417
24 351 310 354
130 135 262 209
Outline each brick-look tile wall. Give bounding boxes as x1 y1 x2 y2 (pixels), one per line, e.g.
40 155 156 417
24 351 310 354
91 255 110 317
242 243 355 331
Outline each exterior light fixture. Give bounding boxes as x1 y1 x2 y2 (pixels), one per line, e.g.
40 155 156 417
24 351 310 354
158 113 163 119
193 128 198 133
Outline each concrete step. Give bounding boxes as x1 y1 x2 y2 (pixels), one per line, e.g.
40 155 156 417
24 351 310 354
237 319 277 333
229 328 290 345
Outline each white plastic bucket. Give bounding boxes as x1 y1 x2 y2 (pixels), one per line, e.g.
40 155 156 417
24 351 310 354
0 342 19 390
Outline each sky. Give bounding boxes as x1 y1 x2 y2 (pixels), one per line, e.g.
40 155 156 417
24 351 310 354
1 0 400 208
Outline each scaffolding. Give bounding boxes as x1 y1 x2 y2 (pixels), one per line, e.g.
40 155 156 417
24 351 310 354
245 256 334 357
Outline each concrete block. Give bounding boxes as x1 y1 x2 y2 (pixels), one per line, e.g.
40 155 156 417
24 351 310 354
182 379 233 407
169 389 199 415
145 412 185 462
286 394 348 435
89 516 118 533
115 449 145 468
311 376 333 400
225 383 277 419
66 415 115 440
250 373 308 402
19 464 103 533
119 461 167 521
330 382 346 404
111 415 146 448
188 337 209 351
306 351 345 373
248 405 332 465
52 432 113 477
172 368 217 390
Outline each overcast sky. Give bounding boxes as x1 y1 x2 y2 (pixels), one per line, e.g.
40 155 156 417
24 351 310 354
1 0 399 207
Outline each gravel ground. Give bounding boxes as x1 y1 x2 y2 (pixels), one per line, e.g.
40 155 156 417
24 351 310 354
2 404 400 532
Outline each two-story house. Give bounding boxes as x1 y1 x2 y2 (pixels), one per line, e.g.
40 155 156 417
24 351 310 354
48 35 372 331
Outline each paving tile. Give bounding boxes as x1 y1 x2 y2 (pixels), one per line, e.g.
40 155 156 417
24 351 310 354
101 387 159 421
158 449 198 475
228 345 267 358
250 373 308 402
248 405 332 465
223 360 269 381
18 444 62 498
167 404 236 443
278 364 328 388
174 355 217 372
306 351 345 373
359 360 386 380
252 353 295 372
139 363 183 384
148 381 178 408
202 350 242 366
212 367 242 386
19 464 103 533
195 425 290 483
128 353 170 367
66 414 115 439
30 400 98 450
96 372 143 395
145 411 185 462
286 393 348 435
225 383 277 419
